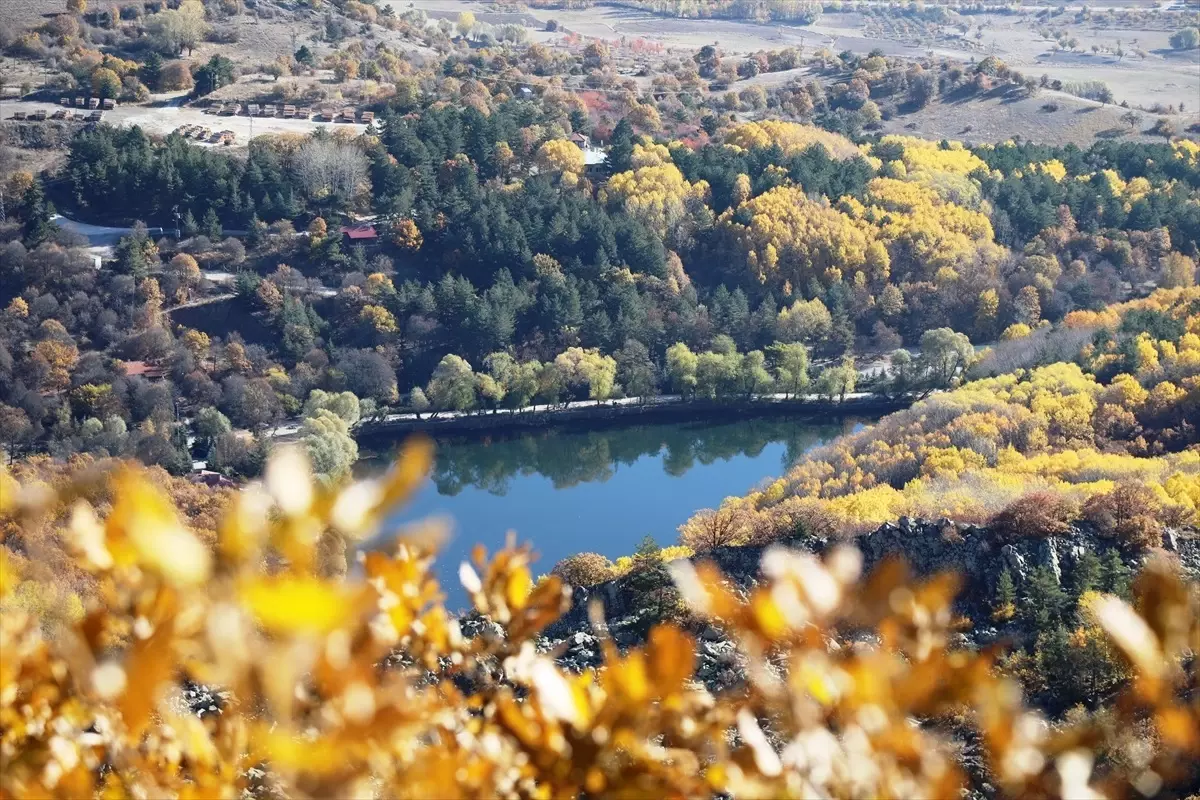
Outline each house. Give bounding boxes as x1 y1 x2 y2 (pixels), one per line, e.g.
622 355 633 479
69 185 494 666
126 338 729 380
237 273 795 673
569 132 591 149
121 360 168 381
87 97 100 109
101 98 116 110
191 470 238 488
340 223 378 246
360 110 374 124
282 104 296 118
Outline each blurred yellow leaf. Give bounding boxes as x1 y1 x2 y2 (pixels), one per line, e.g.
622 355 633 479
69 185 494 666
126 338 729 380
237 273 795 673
0 549 16 598
240 577 365 635
506 564 533 611
378 436 433 510
107 468 211 587
119 616 176 738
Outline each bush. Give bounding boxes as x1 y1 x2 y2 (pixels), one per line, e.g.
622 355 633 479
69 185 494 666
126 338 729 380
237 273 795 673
1148 118 1176 138
159 60 194 91
1 448 1199 798
1169 27 1198 50
993 491 1079 539
1083 482 1162 547
550 552 616 587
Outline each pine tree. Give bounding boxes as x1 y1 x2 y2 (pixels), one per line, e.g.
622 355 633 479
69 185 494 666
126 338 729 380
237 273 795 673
203 208 223 240
1022 564 1067 631
20 179 56 246
1070 550 1101 600
626 535 678 632
181 209 199 238
609 118 635 173
994 568 1016 621
1100 549 1132 599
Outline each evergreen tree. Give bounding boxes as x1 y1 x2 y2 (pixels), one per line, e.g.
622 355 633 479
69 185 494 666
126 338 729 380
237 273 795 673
140 51 163 91
626 535 679 632
245 215 264 251
203 208 223 239
609 118 635 173
1022 564 1067 631
1100 549 1132 598
181 209 199 238
1033 624 1073 701
20 179 56 246
1070 550 1101 600
994 568 1016 619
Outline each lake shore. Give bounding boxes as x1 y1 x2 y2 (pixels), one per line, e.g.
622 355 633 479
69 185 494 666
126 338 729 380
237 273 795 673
354 392 908 442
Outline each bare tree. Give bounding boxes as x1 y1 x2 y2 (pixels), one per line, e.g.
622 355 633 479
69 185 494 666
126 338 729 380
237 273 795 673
292 139 369 206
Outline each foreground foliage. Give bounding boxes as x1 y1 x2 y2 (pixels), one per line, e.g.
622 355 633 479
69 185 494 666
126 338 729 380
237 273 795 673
2 445 1199 798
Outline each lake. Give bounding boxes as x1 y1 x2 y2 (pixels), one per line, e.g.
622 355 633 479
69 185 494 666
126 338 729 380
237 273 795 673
360 414 869 608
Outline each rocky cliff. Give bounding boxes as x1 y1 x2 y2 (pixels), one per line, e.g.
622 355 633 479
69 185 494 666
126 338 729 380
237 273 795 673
539 518 1200 687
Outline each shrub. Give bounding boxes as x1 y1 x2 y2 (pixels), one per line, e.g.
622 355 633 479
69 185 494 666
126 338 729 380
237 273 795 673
1149 118 1176 138
550 552 616 587
677 502 748 551
992 491 1079 539
1083 482 1162 547
1 447 1199 798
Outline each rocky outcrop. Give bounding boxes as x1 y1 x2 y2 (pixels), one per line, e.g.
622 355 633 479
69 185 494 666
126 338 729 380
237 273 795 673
541 519 1200 681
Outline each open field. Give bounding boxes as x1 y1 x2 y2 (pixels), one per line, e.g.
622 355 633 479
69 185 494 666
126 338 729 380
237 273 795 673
394 0 1199 111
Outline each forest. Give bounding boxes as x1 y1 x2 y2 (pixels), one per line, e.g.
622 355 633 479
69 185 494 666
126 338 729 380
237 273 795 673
4 90 1198 478
2 0 1200 794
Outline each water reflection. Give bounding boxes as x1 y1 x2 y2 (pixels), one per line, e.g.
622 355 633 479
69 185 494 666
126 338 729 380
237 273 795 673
360 416 862 496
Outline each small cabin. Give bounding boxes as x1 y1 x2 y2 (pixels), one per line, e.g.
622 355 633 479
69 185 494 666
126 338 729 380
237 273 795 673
75 96 86 107
10 111 26 120
87 97 100 109
319 108 336 122
122 360 168 381
360 110 374 124
60 97 72 106
262 104 276 117
340 107 356 122
209 103 224 115
282 104 297 118
101 98 116 110
339 223 378 248
31 109 47 120
247 103 260 116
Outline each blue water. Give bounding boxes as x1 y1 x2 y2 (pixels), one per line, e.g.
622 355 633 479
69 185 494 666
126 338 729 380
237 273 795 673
363 415 866 608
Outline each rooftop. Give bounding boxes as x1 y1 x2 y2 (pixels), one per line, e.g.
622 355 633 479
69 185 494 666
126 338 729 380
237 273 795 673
340 224 378 240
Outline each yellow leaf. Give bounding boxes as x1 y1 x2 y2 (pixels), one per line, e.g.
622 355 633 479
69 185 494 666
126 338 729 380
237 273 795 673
378 436 433 510
119 616 176 738
647 624 694 695
240 577 363 635
506 564 533 611
0 549 16 598
107 468 211 587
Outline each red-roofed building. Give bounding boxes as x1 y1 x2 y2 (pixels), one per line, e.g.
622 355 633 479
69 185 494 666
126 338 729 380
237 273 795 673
340 224 378 242
121 360 168 381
